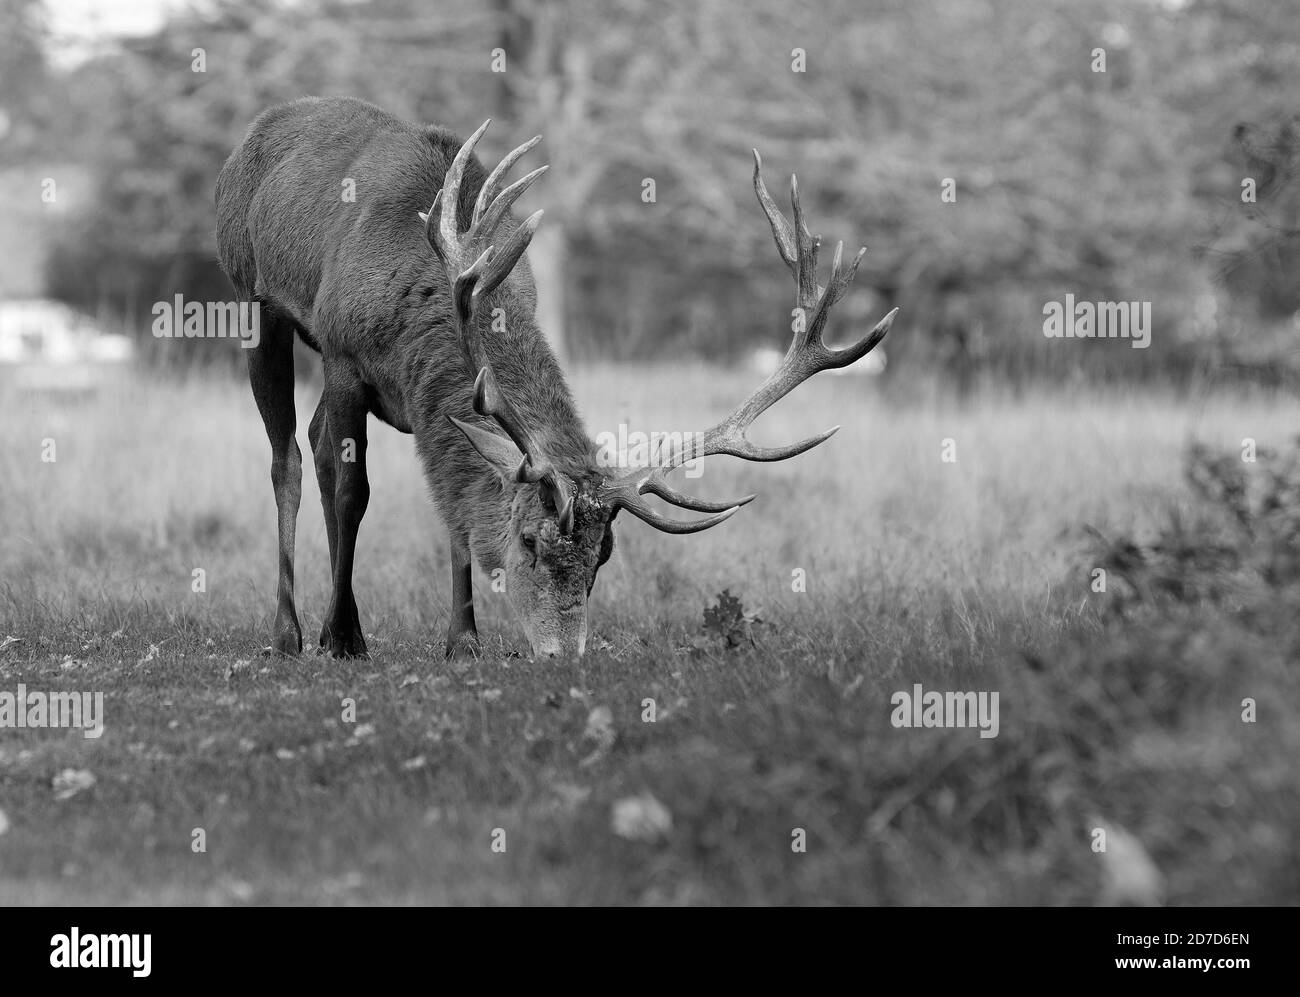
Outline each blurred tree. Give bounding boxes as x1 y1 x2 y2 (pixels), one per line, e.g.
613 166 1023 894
17 0 1299 385
1171 0 1300 323
0 0 55 163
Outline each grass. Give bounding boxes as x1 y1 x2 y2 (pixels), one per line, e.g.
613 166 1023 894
0 363 1296 904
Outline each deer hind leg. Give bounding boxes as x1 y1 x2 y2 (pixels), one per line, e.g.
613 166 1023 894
308 394 342 649
319 363 369 658
247 307 303 656
445 534 480 659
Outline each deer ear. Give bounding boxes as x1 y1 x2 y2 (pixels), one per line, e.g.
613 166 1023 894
448 415 524 479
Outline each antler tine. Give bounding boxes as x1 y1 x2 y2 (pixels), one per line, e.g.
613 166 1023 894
824 240 865 309
513 453 545 484
611 490 743 535
795 241 870 357
422 122 574 530
470 368 553 475
644 474 755 513
790 175 821 310
440 118 491 250
596 449 755 530
450 246 494 324
422 120 547 306
419 189 443 259
474 209 544 310
474 167 548 243
753 150 798 276
472 133 542 226
826 306 898 368
599 149 898 535
472 135 539 219
471 366 575 521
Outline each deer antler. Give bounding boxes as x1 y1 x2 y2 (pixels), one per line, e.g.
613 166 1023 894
599 149 898 534
419 120 574 532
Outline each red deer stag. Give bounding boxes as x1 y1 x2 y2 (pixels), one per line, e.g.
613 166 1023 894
215 97 895 660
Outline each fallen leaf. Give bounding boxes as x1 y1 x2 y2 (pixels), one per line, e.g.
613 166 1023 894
52 768 96 801
1093 816 1164 907
611 792 672 842
346 722 376 746
584 705 615 748
553 783 590 811
580 706 616 766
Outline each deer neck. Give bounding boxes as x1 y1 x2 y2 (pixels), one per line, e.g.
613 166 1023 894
407 322 593 573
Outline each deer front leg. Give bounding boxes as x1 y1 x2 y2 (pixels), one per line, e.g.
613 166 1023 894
308 394 340 651
320 367 369 658
445 534 480 659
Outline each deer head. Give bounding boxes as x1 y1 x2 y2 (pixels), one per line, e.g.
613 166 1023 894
425 123 895 659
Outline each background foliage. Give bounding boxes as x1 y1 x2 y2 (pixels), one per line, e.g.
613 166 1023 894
2 0 1297 384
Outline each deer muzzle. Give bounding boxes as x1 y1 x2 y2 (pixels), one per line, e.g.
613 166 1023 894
524 603 588 660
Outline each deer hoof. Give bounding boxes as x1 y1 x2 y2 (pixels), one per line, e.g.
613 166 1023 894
321 625 368 659
330 635 369 659
445 632 482 661
271 629 302 657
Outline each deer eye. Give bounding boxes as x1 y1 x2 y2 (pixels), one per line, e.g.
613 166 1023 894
521 533 537 553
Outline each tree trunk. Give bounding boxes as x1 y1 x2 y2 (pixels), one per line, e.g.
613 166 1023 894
530 222 568 363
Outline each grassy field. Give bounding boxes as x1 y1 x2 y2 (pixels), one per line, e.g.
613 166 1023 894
0 363 1297 904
